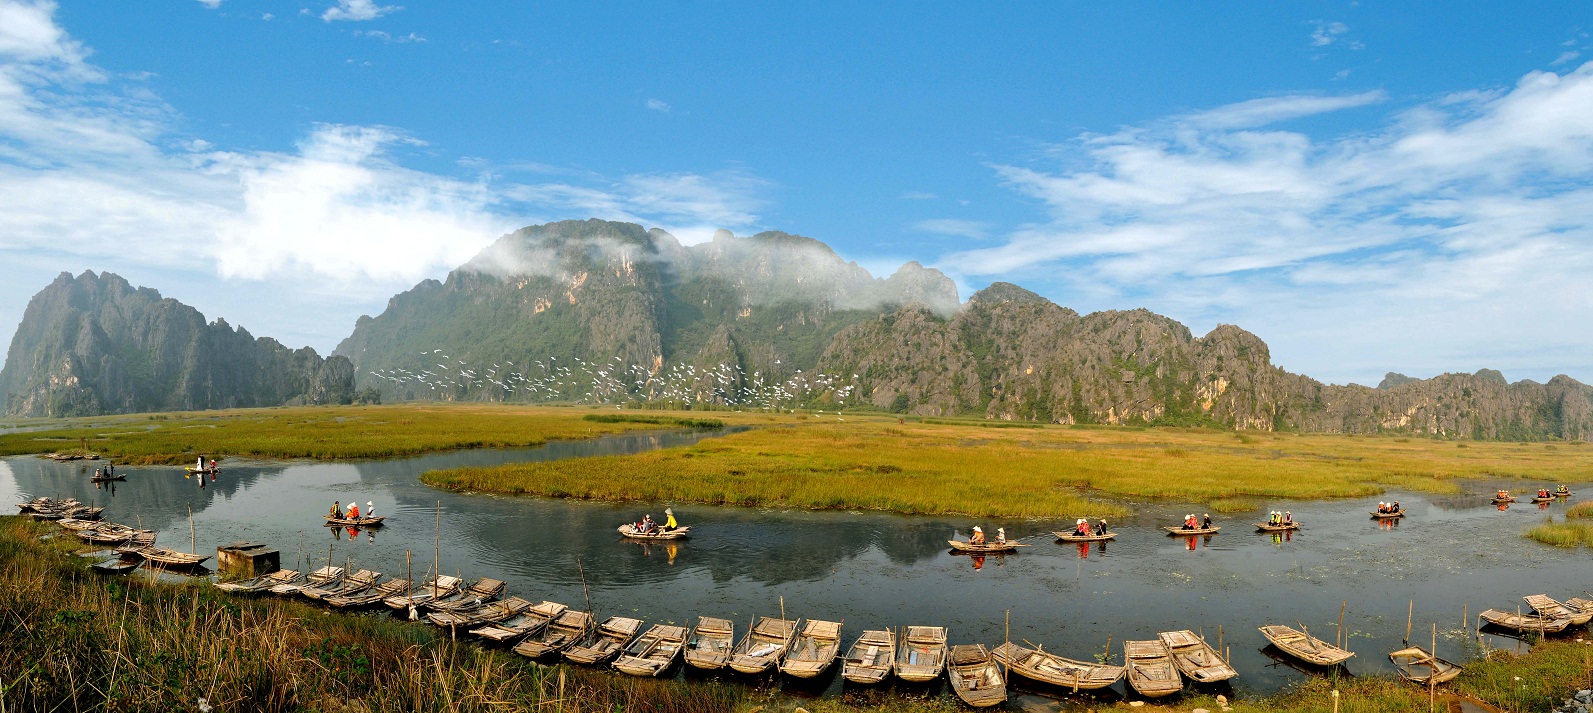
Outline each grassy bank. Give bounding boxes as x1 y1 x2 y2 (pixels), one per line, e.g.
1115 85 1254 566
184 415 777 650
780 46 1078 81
424 418 1593 519
0 515 742 712
1525 499 1593 547
0 404 744 465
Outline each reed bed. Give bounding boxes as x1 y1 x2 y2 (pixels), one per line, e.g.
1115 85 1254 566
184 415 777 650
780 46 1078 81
1526 519 1593 548
1566 500 1593 519
0 517 740 713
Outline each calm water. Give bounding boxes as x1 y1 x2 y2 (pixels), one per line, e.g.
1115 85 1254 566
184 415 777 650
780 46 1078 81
3 432 1588 709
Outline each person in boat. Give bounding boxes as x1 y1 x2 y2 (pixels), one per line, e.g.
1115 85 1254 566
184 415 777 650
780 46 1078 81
1282 511 1293 526
1183 514 1197 530
1558 485 1571 495
663 508 677 531
346 501 360 520
330 501 341 518
1073 518 1089 536
1539 488 1551 499
995 527 1007 545
970 526 985 545
367 501 375 519
196 455 205 472
1376 501 1387 514
642 514 656 533
1390 500 1400 513
1497 490 1509 500
1095 518 1108 536
1202 513 1213 529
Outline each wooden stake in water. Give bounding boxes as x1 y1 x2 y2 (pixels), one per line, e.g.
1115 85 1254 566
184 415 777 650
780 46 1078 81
578 558 594 619
1406 599 1414 644
187 505 195 554
1004 609 1011 685
433 500 441 598
1429 623 1437 712
1338 600 1347 650
1218 625 1224 663
406 549 412 597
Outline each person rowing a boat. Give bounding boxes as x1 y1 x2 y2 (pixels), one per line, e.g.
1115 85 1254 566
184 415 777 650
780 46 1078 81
995 527 1007 545
1202 513 1213 529
663 508 677 531
1390 500 1400 513
970 526 985 545
1095 518 1108 536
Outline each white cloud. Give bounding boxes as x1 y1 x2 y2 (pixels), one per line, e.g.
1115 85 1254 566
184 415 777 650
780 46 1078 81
357 30 424 43
645 98 670 113
322 0 399 22
196 0 221 8
914 218 989 240
1310 21 1349 47
942 61 1593 384
900 191 936 200
1553 50 1581 66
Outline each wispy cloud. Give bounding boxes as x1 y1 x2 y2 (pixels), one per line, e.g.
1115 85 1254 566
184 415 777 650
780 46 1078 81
645 98 670 113
322 0 399 22
1553 50 1581 66
357 30 424 43
914 218 989 240
196 0 222 8
1184 90 1385 128
1309 21 1348 47
900 191 936 200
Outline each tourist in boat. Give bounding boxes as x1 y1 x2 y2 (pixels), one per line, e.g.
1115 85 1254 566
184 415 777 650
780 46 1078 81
1202 513 1213 529
1183 514 1198 530
995 527 1007 545
663 508 677 531
1282 511 1293 526
1073 519 1089 536
642 514 656 533
93 467 101 479
1558 485 1571 495
367 501 375 519
1376 501 1387 514
346 501 360 520
330 501 341 519
970 526 985 545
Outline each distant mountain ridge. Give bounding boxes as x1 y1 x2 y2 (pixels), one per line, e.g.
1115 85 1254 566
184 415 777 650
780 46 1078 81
0 271 355 417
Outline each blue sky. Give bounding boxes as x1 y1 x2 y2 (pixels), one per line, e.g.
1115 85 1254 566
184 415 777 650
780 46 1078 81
1 1 1592 385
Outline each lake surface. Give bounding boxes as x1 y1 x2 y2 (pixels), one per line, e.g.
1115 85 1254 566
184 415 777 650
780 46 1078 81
2 432 1587 710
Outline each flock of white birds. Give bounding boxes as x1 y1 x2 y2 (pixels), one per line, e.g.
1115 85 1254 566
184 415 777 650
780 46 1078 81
363 349 862 413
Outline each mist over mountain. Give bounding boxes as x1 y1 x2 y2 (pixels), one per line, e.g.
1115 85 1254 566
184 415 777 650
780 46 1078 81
0 271 356 418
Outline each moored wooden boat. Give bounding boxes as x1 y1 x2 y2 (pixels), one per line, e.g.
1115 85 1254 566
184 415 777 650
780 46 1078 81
113 530 156 553
514 609 594 658
426 578 507 612
324 515 386 527
1159 630 1237 683
302 569 381 601
1123 639 1182 698
564 616 644 665
1254 522 1301 532
92 556 143 574
1478 608 1572 633
327 578 410 609
947 644 1006 708
17 497 56 513
472 600 568 643
133 546 210 568
1162 526 1220 535
215 569 302 594
728 616 799 674
614 624 689 677
1389 646 1462 685
77 524 151 546
1054 531 1117 542
990 641 1125 690
841 629 896 684
1525 594 1593 626
272 565 343 596
947 539 1027 553
1564 597 1593 622
616 524 690 540
1257 625 1354 666
383 574 462 611
895 625 948 682
780 619 843 678
430 595 533 629
1370 508 1407 519
57 518 102 532
683 616 736 670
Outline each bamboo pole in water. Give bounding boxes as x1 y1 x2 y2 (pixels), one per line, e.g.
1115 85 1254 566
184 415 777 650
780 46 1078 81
1406 599 1414 644
187 505 195 554
1004 609 1011 686
1218 625 1224 663
433 500 441 598
1338 600 1347 649
1429 623 1437 712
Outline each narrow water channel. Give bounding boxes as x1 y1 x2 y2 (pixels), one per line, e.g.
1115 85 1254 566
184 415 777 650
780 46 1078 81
2 430 1585 710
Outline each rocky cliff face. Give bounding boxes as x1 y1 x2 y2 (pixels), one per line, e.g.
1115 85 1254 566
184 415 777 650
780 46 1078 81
0 271 356 417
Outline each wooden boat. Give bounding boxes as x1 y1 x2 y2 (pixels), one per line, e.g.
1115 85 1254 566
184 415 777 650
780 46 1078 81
430 595 533 629
895 626 948 682
426 578 507 612
780 619 843 678
1054 531 1117 542
324 515 386 527
271 566 343 596
1370 508 1407 519
384 574 462 611
564 616 645 665
947 539 1028 553
113 531 156 553
728 616 799 674
990 641 1124 690
1532 495 1555 503
184 466 219 475
1254 522 1301 532
92 556 143 574
616 524 690 540
17 497 56 513
683 616 737 670
514 609 594 658
326 578 411 609
1555 490 1573 497
614 624 689 677
1162 526 1220 535
215 569 302 594
1123 639 1183 698
1491 495 1516 504
472 600 567 642
1257 625 1354 666
1159 630 1237 683
1389 646 1462 685
841 629 896 684
947 644 1006 708
1525 594 1593 626
77 524 151 546
1478 608 1572 633
133 546 210 568
1564 597 1593 622
90 473 125 482
57 518 103 532
302 569 381 601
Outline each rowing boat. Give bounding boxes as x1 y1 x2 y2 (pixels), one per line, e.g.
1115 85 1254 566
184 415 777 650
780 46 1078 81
728 616 799 674
112 531 156 553
514 609 593 658
565 616 644 665
1370 509 1406 519
1556 490 1573 497
1389 646 1462 685
215 569 302 594
947 644 1006 708
947 540 1028 553
1123 639 1182 698
432 596 533 629
272 566 343 596
77 524 151 546
1565 597 1593 623
614 624 689 677
1492 496 1516 504
57 518 102 532
184 466 219 476
90 473 125 482
616 524 690 540
426 578 507 612
384 574 462 611
133 546 210 568
683 616 737 670
990 641 1125 690
1162 526 1220 535
302 569 381 601
1159 630 1237 683
1054 531 1117 542
1254 522 1301 532
895 625 948 682
92 556 143 574
780 619 843 678
841 629 896 684
1258 624 1354 666
472 600 567 643
1478 608 1573 633
326 578 411 609
324 515 386 527
1525 594 1593 626
1532 496 1555 503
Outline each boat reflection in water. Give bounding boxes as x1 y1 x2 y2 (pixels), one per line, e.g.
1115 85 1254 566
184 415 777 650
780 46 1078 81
626 540 680 565
1266 530 1295 545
